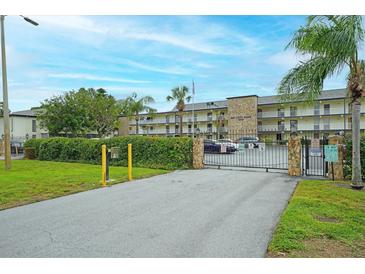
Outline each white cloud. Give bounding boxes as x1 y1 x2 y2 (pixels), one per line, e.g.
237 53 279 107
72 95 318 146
49 73 150 84
267 50 310 70
32 16 260 56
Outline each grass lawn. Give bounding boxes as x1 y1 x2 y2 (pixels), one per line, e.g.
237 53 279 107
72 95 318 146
0 160 169 210
268 180 365 258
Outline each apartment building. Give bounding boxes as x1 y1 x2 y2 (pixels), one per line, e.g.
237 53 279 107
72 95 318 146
0 109 49 143
118 88 365 140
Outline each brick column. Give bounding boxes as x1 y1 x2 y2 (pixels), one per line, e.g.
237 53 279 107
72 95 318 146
288 134 301 176
327 135 344 180
192 137 204 169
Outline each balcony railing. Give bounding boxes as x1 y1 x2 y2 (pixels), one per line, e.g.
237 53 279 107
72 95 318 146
323 124 330 130
207 127 213 133
207 116 213 121
314 124 320 130
278 112 285 118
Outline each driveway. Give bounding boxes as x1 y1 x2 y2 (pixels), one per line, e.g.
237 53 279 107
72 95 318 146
0 169 298 257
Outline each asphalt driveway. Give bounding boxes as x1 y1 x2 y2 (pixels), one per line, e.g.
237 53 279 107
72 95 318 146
0 169 298 257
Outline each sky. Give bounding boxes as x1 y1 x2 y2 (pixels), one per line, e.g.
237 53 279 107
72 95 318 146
1 15 363 112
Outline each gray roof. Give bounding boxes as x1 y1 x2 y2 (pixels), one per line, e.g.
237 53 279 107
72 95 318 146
257 88 348 105
10 109 40 117
171 100 227 112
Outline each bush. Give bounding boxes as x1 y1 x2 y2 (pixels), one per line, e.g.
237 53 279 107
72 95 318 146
24 147 36 159
344 135 365 181
24 136 193 170
23 138 44 158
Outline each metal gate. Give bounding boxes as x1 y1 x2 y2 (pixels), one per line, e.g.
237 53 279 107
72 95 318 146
301 137 328 176
202 131 288 171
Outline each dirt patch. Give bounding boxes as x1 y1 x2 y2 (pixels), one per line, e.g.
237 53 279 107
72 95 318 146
268 238 365 258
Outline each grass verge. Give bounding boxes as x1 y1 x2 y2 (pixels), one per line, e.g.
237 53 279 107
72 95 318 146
267 180 365 258
0 160 169 210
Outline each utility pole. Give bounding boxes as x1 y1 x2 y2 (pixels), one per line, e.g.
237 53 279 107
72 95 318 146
1 15 11 169
1 15 38 170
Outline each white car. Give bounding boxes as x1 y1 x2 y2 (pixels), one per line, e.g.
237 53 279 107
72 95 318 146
216 139 240 150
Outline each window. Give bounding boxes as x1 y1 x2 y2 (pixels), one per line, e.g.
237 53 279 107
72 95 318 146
324 117 330 130
188 124 192 133
324 104 330 115
165 115 170 123
290 106 297 117
314 101 320 115
194 113 198 122
276 133 283 141
166 125 170 133
207 112 213 121
32 120 36 132
277 108 285 118
175 124 179 133
314 132 320 139
257 109 263 118
258 121 262 131
175 115 179 123
207 123 212 133
290 120 298 131
32 134 36 139
314 116 320 130
278 120 285 131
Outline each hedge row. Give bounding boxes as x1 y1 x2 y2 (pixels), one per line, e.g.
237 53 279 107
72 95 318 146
24 136 193 170
344 135 365 181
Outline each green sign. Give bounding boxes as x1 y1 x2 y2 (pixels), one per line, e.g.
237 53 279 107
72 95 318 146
324 145 338 162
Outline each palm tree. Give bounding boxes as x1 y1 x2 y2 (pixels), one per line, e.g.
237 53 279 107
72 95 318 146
166 86 192 136
121 92 156 134
278 15 364 188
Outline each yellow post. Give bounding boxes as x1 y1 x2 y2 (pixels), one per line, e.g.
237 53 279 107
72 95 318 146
101 144 107 187
128 143 132 181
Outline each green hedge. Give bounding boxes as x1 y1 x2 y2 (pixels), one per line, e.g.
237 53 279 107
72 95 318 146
24 136 193 170
344 135 365 181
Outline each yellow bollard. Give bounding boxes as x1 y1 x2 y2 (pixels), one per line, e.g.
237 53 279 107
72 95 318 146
101 144 107 187
128 143 132 181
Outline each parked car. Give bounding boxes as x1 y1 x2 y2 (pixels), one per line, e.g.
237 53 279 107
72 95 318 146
235 136 260 148
216 139 239 150
204 139 236 154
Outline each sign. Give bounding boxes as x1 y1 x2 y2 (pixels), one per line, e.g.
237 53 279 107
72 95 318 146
324 145 338 162
309 138 321 156
220 144 227 153
258 143 265 152
110 147 120 159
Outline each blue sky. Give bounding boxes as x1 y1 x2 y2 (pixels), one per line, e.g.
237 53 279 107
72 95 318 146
2 15 362 112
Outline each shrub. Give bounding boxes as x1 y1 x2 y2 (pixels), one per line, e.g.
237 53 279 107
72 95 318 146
23 138 44 158
24 136 193 170
344 135 365 181
24 147 36 159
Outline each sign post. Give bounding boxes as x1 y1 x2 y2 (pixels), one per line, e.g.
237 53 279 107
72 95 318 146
101 144 107 187
324 144 339 181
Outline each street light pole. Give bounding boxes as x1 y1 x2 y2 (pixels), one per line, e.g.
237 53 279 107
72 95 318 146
1 15 11 170
1 15 38 170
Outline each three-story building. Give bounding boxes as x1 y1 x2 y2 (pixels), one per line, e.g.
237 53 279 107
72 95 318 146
118 88 365 140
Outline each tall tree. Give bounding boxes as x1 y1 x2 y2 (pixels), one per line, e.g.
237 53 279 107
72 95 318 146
121 92 156 134
167 86 192 136
278 16 364 188
87 88 122 137
38 88 122 137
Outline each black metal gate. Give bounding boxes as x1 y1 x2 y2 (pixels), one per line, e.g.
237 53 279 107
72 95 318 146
202 130 288 171
301 137 328 176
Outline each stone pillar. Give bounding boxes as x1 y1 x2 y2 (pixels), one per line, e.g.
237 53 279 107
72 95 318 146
327 135 344 180
288 134 301 176
192 137 204 169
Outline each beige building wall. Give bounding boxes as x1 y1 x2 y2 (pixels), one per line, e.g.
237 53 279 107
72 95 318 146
118 117 129 136
227 96 258 134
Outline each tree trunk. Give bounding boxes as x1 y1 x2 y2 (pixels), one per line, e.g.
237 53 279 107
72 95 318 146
351 99 363 186
135 116 139 135
179 112 183 137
